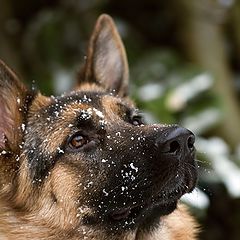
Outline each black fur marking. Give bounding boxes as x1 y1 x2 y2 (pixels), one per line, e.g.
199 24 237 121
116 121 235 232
138 202 177 232
26 136 65 183
43 91 104 120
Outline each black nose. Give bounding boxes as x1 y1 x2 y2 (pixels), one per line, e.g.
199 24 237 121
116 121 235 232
156 127 195 156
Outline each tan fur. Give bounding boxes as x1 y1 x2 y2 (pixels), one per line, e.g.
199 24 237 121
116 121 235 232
139 205 198 240
101 95 134 120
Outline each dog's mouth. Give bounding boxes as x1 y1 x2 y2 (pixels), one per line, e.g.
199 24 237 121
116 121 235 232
108 187 186 225
108 174 196 226
110 205 142 221
107 198 178 231
82 174 197 232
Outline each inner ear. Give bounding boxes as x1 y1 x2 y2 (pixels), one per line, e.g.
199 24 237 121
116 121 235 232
0 60 32 152
79 14 129 97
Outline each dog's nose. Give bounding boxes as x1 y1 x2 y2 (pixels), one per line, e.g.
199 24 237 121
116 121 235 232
156 127 195 156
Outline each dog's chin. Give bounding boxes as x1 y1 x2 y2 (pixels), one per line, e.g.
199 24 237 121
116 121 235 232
82 165 198 232
95 187 187 232
82 190 180 232
107 195 178 231
105 174 197 231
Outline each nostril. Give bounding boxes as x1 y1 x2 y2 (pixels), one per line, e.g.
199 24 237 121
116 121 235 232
169 141 180 154
156 127 195 155
187 135 195 151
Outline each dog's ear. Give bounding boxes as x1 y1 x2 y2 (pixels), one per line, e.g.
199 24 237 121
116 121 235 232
0 60 30 153
79 14 129 97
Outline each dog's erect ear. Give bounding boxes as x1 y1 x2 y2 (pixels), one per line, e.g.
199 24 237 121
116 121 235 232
0 60 30 152
79 14 129 97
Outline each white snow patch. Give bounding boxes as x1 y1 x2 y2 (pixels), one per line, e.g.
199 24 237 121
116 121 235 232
0 150 7 155
57 147 64 154
116 132 121 137
54 111 59 117
93 108 104 118
21 124 26 131
103 189 109 196
130 163 138 172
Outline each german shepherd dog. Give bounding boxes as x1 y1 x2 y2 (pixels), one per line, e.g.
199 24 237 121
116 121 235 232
0 14 198 239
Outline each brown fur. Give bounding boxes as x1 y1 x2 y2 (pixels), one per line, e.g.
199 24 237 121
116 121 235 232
0 14 198 239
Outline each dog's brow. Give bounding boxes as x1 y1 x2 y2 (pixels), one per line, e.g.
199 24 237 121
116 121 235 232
74 110 95 128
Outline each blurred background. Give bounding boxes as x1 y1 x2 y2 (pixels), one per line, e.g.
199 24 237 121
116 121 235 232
1 0 240 239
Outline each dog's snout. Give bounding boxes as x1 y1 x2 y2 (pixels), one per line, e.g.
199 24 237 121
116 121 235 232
156 127 195 155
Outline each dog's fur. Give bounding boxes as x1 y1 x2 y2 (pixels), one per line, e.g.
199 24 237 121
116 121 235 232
0 14 198 239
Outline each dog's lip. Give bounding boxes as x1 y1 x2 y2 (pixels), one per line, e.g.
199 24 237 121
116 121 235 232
109 197 177 223
110 207 132 220
108 190 180 222
109 204 143 221
107 162 197 223
108 183 195 222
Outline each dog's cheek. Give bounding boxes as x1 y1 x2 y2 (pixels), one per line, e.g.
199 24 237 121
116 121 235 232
49 161 106 225
50 164 81 206
49 161 100 204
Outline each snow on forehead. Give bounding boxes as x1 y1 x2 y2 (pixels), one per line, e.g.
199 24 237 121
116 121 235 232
49 92 114 120
93 108 104 118
77 107 105 120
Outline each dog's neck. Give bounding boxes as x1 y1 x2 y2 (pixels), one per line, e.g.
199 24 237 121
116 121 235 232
0 200 157 240
0 198 196 240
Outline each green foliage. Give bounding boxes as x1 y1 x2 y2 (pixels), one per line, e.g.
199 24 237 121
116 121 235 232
131 49 222 131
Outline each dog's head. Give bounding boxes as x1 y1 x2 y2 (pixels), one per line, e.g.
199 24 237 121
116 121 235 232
0 15 197 235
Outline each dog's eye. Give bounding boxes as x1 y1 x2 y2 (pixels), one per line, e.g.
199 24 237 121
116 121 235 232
131 115 144 126
68 133 88 149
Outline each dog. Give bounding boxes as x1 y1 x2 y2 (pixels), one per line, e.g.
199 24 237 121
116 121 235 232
0 14 198 239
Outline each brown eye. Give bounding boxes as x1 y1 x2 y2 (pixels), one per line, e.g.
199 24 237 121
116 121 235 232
68 133 88 149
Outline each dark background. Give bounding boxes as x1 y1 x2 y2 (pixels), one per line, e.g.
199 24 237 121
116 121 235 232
1 0 240 239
